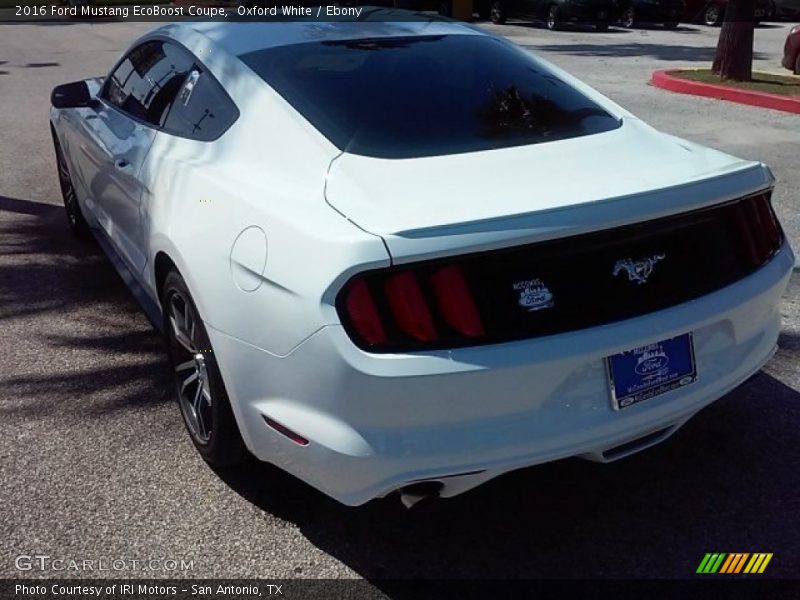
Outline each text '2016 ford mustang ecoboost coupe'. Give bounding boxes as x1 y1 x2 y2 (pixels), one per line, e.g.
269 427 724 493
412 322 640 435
49 18 794 506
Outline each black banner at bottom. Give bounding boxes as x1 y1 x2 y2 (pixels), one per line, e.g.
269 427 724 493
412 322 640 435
2 579 800 600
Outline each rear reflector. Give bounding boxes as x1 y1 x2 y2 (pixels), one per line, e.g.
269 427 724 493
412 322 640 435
384 271 437 342
263 416 309 446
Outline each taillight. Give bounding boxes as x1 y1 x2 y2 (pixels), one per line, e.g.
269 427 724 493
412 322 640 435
339 263 484 351
430 265 484 338
343 279 387 346
753 194 782 254
735 193 783 267
384 271 437 342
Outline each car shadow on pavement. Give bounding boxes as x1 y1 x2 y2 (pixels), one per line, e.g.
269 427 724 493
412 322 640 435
216 341 800 584
0 194 172 417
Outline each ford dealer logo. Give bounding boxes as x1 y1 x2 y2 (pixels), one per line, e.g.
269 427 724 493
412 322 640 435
513 279 554 312
635 347 670 375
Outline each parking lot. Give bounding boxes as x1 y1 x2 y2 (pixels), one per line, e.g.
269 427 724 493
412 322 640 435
0 18 799 584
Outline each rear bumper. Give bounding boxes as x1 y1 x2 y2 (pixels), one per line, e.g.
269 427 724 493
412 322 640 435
210 242 794 505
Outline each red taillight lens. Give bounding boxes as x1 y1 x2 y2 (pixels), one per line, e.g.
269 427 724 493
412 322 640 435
754 194 781 252
430 265 484 337
344 279 387 346
340 264 485 350
384 271 438 342
738 194 782 266
263 416 309 446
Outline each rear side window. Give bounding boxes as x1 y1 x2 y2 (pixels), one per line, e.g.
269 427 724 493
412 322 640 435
239 34 621 158
162 68 239 141
104 41 193 128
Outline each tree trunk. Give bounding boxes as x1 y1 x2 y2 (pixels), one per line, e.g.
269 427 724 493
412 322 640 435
712 0 756 81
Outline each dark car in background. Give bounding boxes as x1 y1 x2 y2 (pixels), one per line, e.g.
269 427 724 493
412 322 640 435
782 24 800 74
684 0 769 25
615 0 684 27
769 0 800 19
487 0 616 29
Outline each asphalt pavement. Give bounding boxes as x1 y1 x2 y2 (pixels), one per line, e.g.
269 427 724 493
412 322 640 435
0 19 798 585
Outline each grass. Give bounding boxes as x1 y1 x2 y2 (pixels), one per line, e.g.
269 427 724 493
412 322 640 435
674 69 800 97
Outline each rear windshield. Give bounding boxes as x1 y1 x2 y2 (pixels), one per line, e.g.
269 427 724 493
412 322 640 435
239 34 621 158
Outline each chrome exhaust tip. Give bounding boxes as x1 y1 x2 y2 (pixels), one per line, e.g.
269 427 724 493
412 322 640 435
399 481 443 509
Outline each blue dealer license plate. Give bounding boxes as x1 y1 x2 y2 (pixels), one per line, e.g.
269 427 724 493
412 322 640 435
606 333 697 410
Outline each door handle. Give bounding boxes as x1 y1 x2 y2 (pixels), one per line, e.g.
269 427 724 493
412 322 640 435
115 159 130 169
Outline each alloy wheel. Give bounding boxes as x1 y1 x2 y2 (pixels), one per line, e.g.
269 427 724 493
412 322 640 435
704 3 720 25
547 5 560 29
169 291 214 444
622 7 635 27
490 1 505 23
56 145 79 228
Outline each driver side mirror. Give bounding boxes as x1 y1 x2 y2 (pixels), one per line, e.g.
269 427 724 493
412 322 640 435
51 81 94 109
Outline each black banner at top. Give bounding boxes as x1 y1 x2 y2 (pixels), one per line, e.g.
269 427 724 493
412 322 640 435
1 3 454 23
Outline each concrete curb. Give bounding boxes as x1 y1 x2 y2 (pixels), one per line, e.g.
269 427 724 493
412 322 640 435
651 69 800 115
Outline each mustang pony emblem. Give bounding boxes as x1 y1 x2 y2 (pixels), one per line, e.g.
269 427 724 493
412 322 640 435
513 279 554 312
612 254 666 285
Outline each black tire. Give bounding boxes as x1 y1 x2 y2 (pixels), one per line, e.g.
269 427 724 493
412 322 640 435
795 53 800 76
163 270 247 467
595 22 610 30
546 4 562 29
52 133 91 240
703 2 722 25
664 20 679 28
476 0 491 19
620 5 636 26
489 0 506 23
437 0 452 16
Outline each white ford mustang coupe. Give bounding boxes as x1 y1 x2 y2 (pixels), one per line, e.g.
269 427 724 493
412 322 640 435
50 18 794 506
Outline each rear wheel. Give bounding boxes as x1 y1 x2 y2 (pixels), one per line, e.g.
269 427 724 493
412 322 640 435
664 20 679 28
703 2 721 25
53 135 90 239
621 6 636 26
546 4 562 29
163 271 247 467
489 0 506 23
595 22 610 30
795 53 800 76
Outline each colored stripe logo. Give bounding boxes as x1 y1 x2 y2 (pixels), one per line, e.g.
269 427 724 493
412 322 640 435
696 553 773 574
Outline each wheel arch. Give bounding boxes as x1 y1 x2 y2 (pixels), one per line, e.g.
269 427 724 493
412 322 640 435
149 243 218 340
154 250 178 306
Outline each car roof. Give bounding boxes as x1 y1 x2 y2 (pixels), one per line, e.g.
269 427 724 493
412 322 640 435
177 14 486 57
